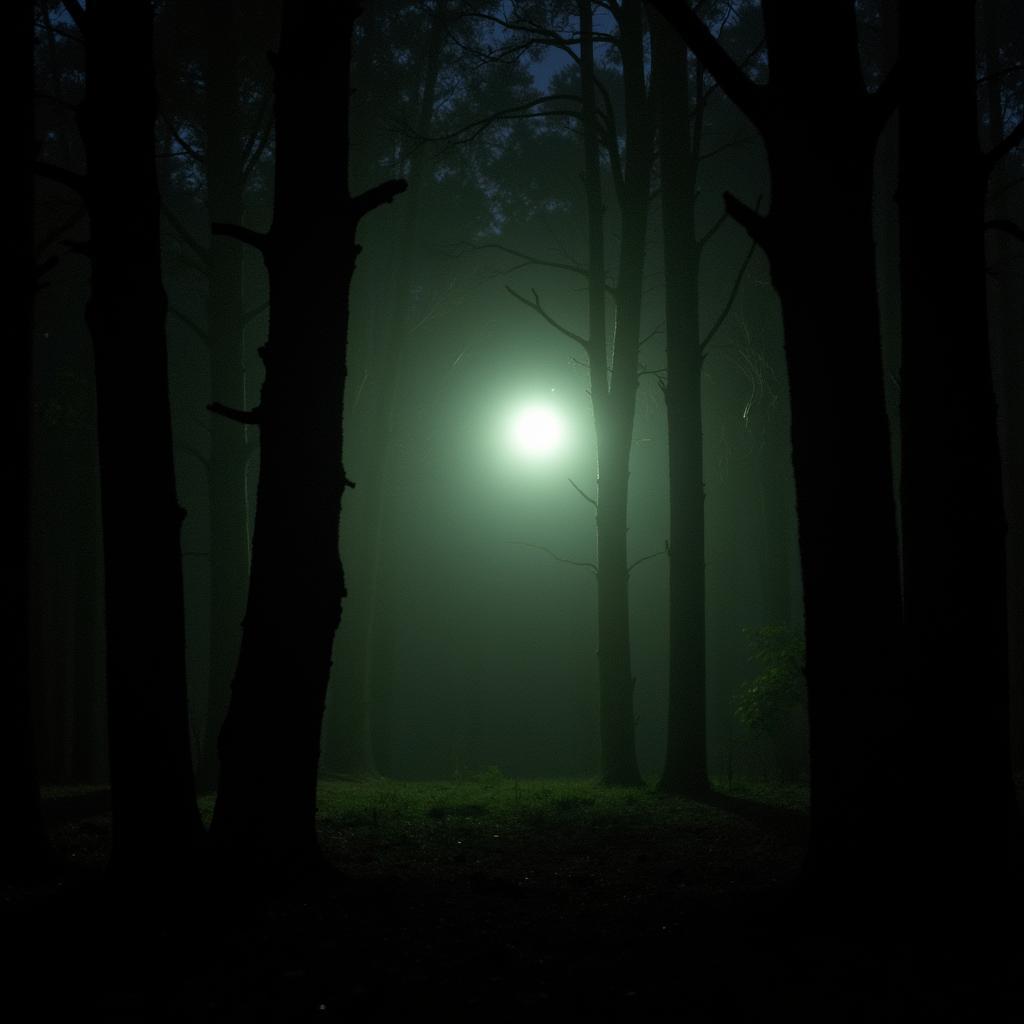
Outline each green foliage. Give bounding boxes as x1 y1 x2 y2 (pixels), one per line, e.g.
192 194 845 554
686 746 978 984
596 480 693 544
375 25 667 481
311 777 719 856
39 777 809 888
734 625 806 735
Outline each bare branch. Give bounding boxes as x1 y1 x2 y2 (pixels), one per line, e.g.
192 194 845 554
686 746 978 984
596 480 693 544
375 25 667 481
241 92 274 184
61 0 86 32
977 63 1024 85
35 16 78 46
442 31 537 74
646 2 765 128
455 9 609 62
352 178 408 222
639 322 665 347
413 94 596 150
723 190 771 250
208 402 262 425
599 80 626 207
240 88 273 169
696 206 730 253
426 106 585 149
458 240 610 290
506 286 590 351
160 114 204 166
509 541 597 574
627 548 666 575
568 478 598 508
702 234 758 354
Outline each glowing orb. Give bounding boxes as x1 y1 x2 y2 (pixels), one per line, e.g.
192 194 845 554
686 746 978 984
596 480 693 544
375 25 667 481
509 404 565 457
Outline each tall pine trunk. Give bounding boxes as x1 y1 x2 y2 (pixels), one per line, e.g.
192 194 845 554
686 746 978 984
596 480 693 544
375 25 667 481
328 0 446 777
210 3 404 869
651 16 709 796
78 0 204 867
983 0 1024 778
199 0 250 792
3 0 50 879
579 0 652 786
657 1 904 908
897 0 1011 933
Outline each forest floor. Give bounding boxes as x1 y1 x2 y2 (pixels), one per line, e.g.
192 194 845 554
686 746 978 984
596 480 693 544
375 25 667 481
5 774 1024 1021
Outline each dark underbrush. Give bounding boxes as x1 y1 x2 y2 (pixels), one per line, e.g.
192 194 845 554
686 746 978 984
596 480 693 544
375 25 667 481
4 776 1021 1021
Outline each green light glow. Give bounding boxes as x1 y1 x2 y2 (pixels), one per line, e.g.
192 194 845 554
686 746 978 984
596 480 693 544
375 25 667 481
509 402 565 458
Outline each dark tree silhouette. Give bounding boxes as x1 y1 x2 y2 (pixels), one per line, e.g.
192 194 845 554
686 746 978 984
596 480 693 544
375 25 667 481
3 0 50 880
897 0 1015 933
650 9 709 796
522 0 655 786
44 0 205 868
653 1 903 907
330 0 448 779
577 0 654 785
209 1 405 869
197 0 255 792
650 11 755 796
475 0 654 785
983 0 1024 779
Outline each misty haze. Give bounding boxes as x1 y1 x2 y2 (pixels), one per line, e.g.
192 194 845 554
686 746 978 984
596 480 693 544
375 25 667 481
7 0 1024 1018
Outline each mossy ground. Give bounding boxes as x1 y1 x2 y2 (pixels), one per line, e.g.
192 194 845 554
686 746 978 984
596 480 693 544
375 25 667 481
6 775 1022 1020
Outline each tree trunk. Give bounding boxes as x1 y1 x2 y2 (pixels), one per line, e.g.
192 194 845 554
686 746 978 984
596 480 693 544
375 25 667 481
579 0 651 786
79 0 205 868
199 0 251 793
874 0 901 510
327 0 447 778
656 1 904 908
983 0 1024 778
769 143 903 900
210 2 405 869
2 0 50 879
897 0 1011 933
651 14 709 796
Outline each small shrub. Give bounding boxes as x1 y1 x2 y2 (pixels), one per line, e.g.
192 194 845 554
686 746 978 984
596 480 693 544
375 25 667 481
733 626 809 783
734 625 806 735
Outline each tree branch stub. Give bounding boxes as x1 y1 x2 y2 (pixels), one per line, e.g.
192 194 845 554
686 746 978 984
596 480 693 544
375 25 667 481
505 286 591 352
208 402 262 426
352 178 408 223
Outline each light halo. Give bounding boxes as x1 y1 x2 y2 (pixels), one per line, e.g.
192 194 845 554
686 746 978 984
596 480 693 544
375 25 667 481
508 402 565 459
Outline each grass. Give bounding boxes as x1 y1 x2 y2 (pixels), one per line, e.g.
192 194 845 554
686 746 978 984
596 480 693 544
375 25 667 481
20 774 1022 1019
301 773 808 898
59 772 810 884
